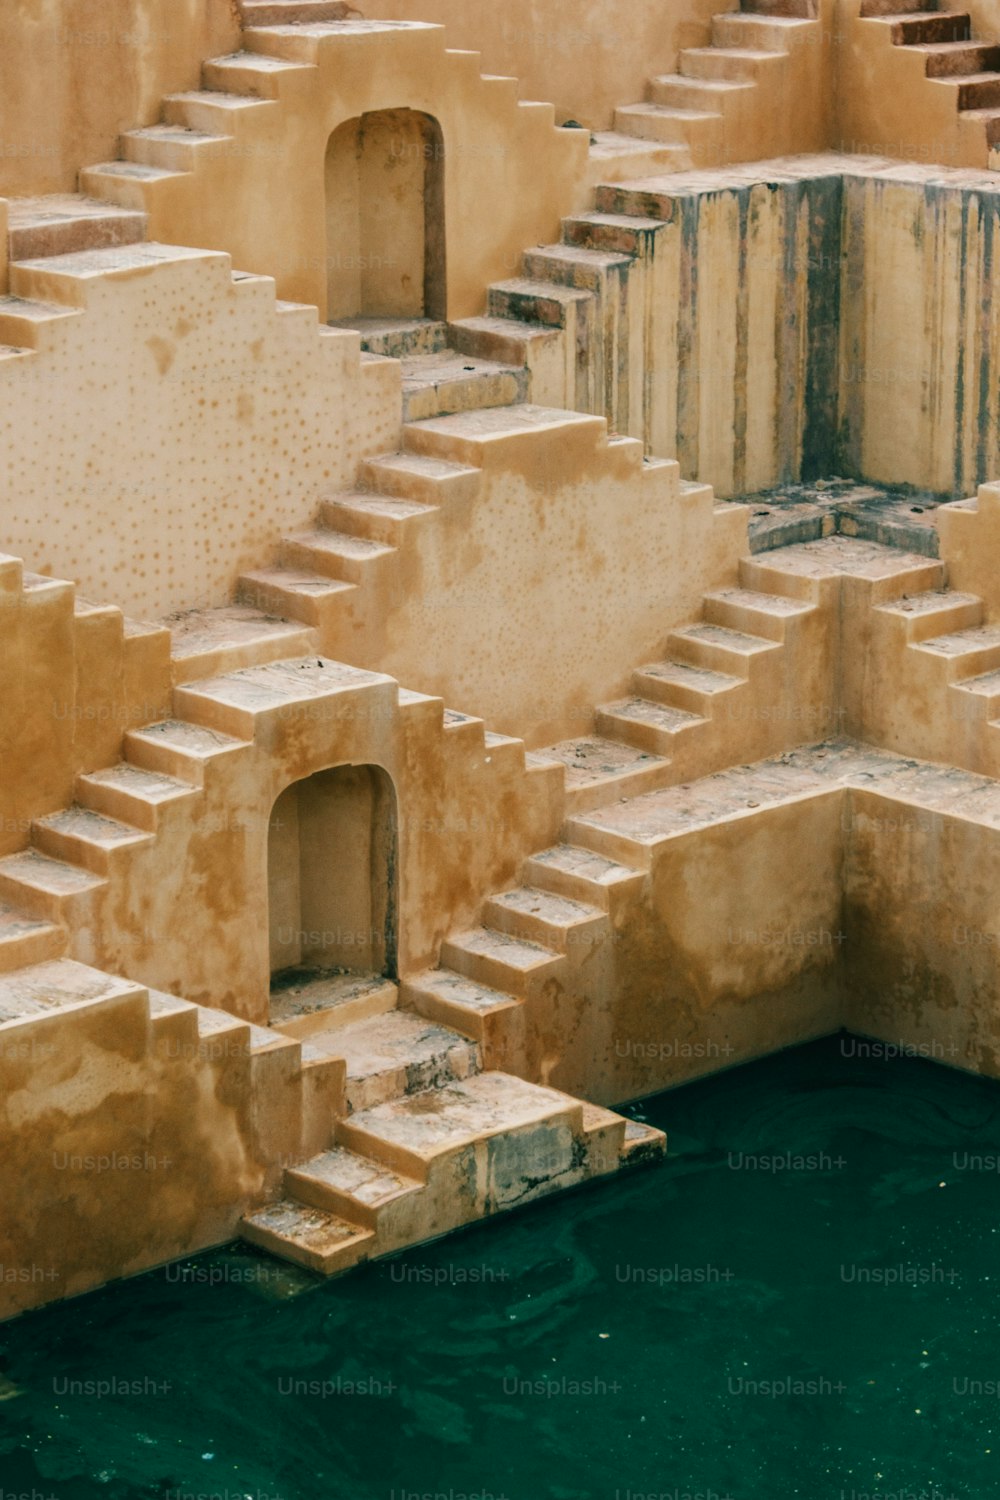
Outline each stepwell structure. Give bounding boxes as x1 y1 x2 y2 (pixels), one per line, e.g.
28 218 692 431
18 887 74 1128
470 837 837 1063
4 0 1000 1317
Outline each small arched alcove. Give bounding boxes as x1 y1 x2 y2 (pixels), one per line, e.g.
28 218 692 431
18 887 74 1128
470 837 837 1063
325 108 447 323
267 763 398 1007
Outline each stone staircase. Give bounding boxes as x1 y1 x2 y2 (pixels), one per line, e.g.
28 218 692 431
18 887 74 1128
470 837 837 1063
858 0 1000 156
242 967 660 1273
610 0 823 171
396 535 963 1082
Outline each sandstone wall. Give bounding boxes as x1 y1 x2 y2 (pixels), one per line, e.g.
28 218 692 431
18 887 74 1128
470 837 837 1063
0 0 239 197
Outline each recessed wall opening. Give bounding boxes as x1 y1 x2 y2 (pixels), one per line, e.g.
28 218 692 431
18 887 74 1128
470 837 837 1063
325 107 447 324
267 763 398 1013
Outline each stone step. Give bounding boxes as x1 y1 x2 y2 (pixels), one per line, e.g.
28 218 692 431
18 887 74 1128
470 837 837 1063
872 589 984 642
648 73 755 111
329 316 449 358
953 667 1000 716
739 536 945 602
0 294 82 351
914 623 1000 678
677 47 786 82
284 1145 422 1228
240 1200 374 1276
953 104 1000 144
561 211 670 255
236 566 357 625
360 450 481 506
447 315 562 369
487 278 593 329
401 968 522 1043
270 970 399 1038
337 1070 584 1180
79 161 184 212
202 49 315 97
712 12 817 48
919 41 1000 77
0 904 65 974
162 91 277 135
0 959 144 1027
75 763 198 832
319 491 437 545
666 622 778 675
938 71 1000 110
621 1118 669 1165
595 697 708 756
9 242 228 309
520 843 645 910
122 125 232 171
279 527 396 583
6 195 146 261
521 243 634 293
587 132 691 179
631 658 744 714
32 806 150 874
124 718 248 784
613 102 721 145
0 849 105 924
890 12 971 46
402 404 605 468
528 735 673 813
164 605 317 686
400 349 528 423
703 587 815 641
440 927 563 994
173 656 390 738
306 1010 479 1112
241 0 360 23
482 885 606 951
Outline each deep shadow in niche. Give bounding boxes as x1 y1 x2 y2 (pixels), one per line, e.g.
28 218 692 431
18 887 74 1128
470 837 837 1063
267 763 398 1008
325 108 447 322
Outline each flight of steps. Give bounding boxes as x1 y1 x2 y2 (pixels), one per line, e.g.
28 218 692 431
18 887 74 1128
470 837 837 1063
240 950 663 1276
242 1016 661 1274
609 0 821 172
859 0 1000 153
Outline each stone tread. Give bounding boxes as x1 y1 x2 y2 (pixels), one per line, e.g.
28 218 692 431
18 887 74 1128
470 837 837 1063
525 243 634 270
126 719 247 758
0 959 140 1023
875 589 981 615
706 587 814 616
323 492 435 521
637 659 744 694
530 735 668 784
240 564 357 596
0 903 59 941
285 528 395 560
917 623 1000 655
443 927 561 974
365 452 481 482
486 885 603 926
957 668 1000 695
166 606 313 659
306 1010 478 1081
343 1071 583 1159
526 843 640 887
408 968 521 1016
598 697 707 732
179 656 386 707
270 970 398 1027
0 849 105 895
79 764 193 802
240 1201 373 1271
669 623 777 654
751 536 943 579
34 805 148 847
287 1147 421 1209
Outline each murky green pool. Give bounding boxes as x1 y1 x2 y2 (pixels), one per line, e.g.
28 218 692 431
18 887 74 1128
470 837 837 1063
3 1035 1000 1500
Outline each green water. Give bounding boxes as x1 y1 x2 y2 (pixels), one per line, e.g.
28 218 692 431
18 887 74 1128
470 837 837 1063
3 1035 1000 1500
